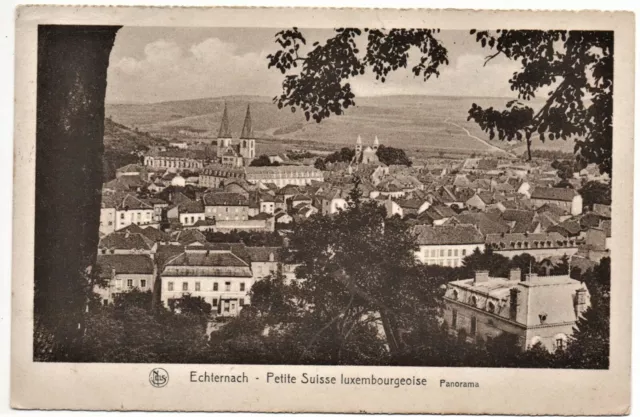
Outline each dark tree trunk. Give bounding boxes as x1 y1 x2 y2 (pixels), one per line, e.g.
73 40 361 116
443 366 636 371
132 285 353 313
34 25 120 361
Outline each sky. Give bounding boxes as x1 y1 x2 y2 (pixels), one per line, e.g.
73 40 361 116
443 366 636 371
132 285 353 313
105 27 523 104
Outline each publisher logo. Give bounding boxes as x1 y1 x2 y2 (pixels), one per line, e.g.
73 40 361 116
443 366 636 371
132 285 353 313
149 368 169 388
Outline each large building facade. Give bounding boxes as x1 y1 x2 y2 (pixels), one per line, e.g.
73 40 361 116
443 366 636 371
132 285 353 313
160 246 253 317
443 270 590 352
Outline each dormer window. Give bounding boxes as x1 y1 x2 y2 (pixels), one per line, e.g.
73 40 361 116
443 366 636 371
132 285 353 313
452 289 458 300
470 295 477 307
487 301 495 314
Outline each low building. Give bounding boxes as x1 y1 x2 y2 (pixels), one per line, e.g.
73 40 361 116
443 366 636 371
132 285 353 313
412 224 485 267
95 254 155 304
443 270 590 352
246 246 282 280
115 194 155 231
160 245 254 317
530 187 583 216
202 192 249 221
167 199 206 227
100 194 118 236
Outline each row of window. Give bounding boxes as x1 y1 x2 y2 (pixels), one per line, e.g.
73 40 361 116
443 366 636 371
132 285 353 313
147 159 203 169
207 207 247 212
119 211 153 221
115 279 147 289
423 248 468 258
424 259 461 267
166 281 247 292
182 215 204 225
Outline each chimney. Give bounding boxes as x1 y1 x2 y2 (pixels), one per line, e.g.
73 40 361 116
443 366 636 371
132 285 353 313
474 270 490 284
575 288 587 314
509 268 521 281
509 287 520 320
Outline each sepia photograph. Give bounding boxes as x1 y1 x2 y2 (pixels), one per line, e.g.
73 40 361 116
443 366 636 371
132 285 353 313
11 6 634 414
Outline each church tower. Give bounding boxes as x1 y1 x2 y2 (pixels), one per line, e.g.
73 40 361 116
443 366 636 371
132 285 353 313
218 102 231 147
240 104 256 162
373 136 379 151
355 135 363 154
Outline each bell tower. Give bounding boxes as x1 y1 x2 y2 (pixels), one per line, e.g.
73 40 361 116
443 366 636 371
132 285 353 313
240 104 256 161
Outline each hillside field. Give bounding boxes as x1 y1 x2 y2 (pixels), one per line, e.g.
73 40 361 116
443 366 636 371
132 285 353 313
106 95 576 159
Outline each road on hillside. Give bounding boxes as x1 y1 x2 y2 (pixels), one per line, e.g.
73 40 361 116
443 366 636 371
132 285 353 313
444 118 518 159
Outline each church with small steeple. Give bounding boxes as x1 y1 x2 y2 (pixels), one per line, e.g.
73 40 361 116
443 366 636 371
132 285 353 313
215 103 256 167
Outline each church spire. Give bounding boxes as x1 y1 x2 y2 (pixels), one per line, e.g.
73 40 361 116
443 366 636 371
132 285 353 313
240 104 254 139
217 102 232 138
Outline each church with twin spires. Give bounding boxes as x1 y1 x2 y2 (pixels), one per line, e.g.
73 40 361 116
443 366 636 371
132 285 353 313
216 103 256 167
354 135 381 165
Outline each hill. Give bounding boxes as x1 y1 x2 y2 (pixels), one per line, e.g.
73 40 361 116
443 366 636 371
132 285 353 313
105 95 576 159
102 117 168 181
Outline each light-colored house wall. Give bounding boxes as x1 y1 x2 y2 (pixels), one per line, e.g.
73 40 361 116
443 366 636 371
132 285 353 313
100 208 116 236
415 243 485 267
115 209 154 231
160 276 252 317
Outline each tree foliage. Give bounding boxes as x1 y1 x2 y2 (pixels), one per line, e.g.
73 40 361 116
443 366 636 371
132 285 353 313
324 147 356 164
579 180 612 209
376 145 412 166
465 30 612 172
250 154 281 167
268 28 612 174
268 28 448 122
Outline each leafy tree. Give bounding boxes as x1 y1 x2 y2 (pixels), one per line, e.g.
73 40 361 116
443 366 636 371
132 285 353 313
268 28 612 174
376 145 412 166
268 28 448 122
250 154 280 167
168 294 213 329
324 147 356 164
314 157 327 170
112 288 153 311
552 159 576 180
563 296 610 369
579 180 612 209
466 30 612 172
461 247 511 278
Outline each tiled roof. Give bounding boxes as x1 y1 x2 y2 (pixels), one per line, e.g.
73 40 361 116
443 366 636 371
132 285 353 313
412 224 484 245
245 246 282 262
172 229 207 245
99 232 154 251
530 187 578 202
485 232 572 249
454 213 510 236
592 203 611 218
162 251 252 277
97 254 154 276
177 200 205 214
396 198 424 210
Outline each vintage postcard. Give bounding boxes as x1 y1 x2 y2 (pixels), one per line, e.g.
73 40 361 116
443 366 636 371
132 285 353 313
11 6 634 414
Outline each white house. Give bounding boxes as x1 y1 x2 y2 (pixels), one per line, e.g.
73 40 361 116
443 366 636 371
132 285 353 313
412 224 485 267
115 194 155 231
160 246 254 317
